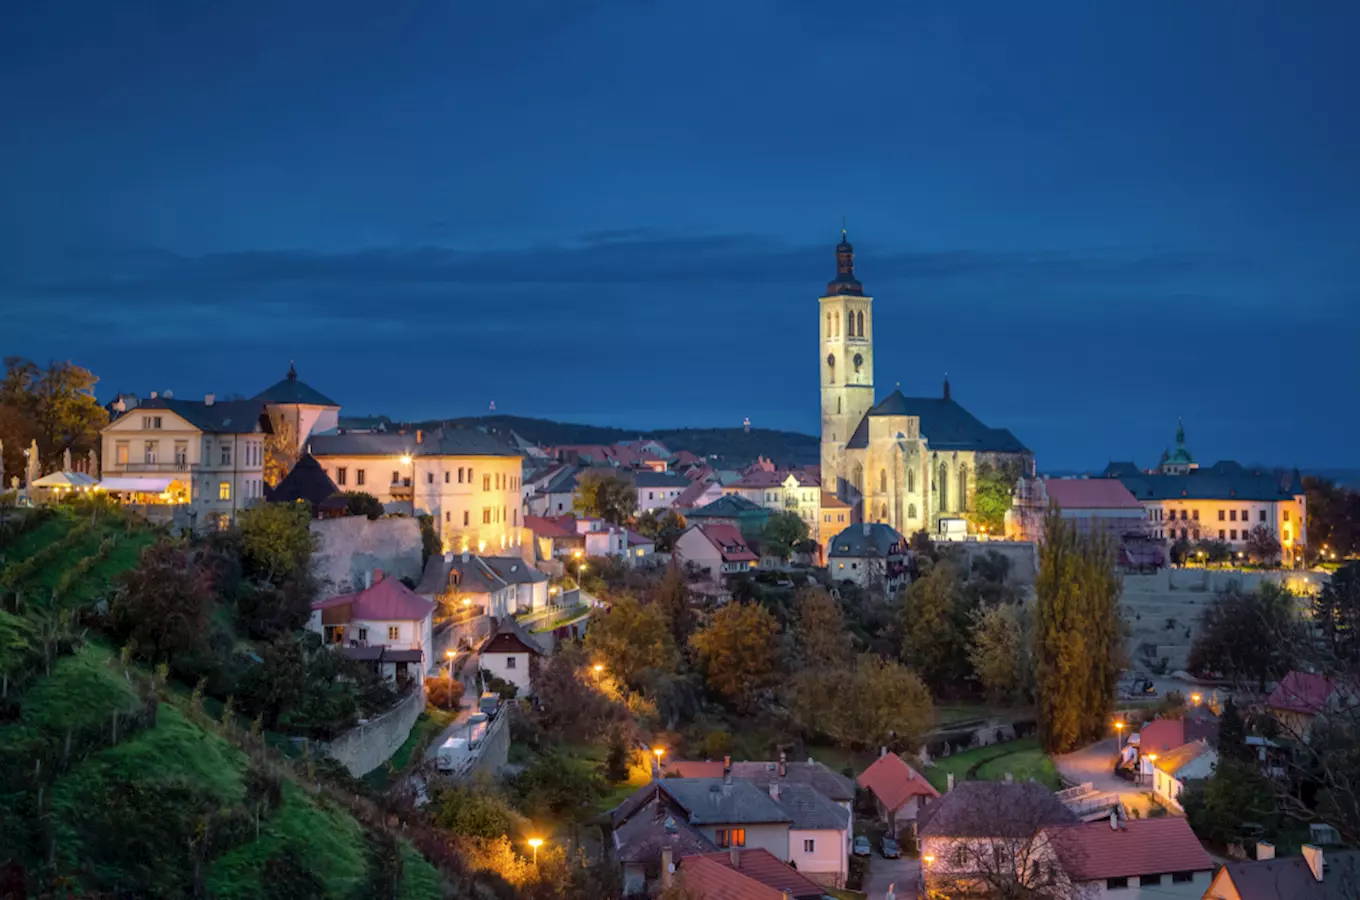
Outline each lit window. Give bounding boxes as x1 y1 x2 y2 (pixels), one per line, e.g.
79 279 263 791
356 469 365 486
387 626 399 641
483 475 491 491
218 482 231 501
1284 510 1290 521
337 467 347 486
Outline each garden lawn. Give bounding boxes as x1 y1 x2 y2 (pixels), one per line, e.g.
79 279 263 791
925 737 1060 792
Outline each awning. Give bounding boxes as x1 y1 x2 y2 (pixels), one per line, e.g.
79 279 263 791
31 471 97 489
97 476 176 493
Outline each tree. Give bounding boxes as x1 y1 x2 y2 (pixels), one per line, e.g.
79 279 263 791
1217 698 1252 763
236 634 306 729
111 543 215 667
1305 476 1360 559
1187 582 1302 691
900 557 972 692
1195 538 1233 565
969 460 1024 535
635 509 687 552
1034 511 1123 753
969 601 1035 707
337 491 384 520
236 577 314 640
790 654 935 749
533 645 630 742
417 514 441 565
0 357 108 472
690 601 782 713
238 501 315 584
584 595 677 687
649 564 696 650
1182 759 1277 846
762 511 810 560
1245 525 1282 565
430 780 522 839
791 586 852 667
573 471 637 525
1314 562 1360 667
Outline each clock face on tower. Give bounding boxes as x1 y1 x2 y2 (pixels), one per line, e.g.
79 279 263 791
853 353 863 371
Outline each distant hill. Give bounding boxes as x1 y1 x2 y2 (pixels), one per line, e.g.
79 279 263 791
411 414 821 468
1043 465 1360 490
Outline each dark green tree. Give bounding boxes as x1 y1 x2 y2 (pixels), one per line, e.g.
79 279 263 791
417 513 441 565
1313 562 1360 668
900 557 972 692
238 501 315 584
1188 582 1302 691
573 471 637 525
968 460 1024 535
1244 525 1282 565
111 543 216 668
635 508 687 552
762 511 810 560
1033 511 1123 753
1182 760 1277 846
1217 698 1252 763
337 490 385 519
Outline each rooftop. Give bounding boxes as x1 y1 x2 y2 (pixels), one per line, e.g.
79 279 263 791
658 778 792 826
312 572 434 622
127 397 270 435
1268 671 1337 715
1113 461 1306 502
1215 850 1360 900
308 428 520 459
1044 816 1213 881
686 524 758 563
827 522 907 559
1153 739 1215 777
847 389 1029 453
687 494 768 519
684 849 824 900
253 364 340 408
857 752 940 811
676 855 784 900
1041 477 1144 511
918 781 1077 838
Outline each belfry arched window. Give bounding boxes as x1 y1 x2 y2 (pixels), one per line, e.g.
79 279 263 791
826 353 836 384
826 312 832 338
938 462 950 511
906 469 915 493
834 312 841 337
856 310 865 337
879 469 887 493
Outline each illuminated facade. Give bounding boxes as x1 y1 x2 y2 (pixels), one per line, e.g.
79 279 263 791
817 231 1033 534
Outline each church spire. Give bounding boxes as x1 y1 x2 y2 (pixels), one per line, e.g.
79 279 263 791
943 373 951 401
827 226 863 296
1175 416 1185 446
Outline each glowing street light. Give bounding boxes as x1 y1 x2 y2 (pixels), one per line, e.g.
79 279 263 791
923 853 935 866
593 664 604 674
445 649 457 709
653 747 665 773
1191 692 1202 706
1114 720 1124 751
528 837 543 865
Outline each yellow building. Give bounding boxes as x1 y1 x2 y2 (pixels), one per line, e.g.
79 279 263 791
309 428 525 554
723 470 822 534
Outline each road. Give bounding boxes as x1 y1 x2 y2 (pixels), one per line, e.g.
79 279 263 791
423 668 477 763
862 853 920 899
1052 737 1159 817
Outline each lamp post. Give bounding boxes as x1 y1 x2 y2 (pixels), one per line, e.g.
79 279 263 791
653 746 665 775
528 837 543 866
1114 720 1124 752
445 649 457 709
1191 692 1202 707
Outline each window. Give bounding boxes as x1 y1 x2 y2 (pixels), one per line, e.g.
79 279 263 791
337 467 347 486
1180 510 1188 520
356 469 365 486
856 310 865 336
908 503 916 519
218 481 231 501
1219 509 1225 521
358 627 368 641
1171 872 1195 884
648 491 655 500
464 511 470 526
1284 510 1290 521
141 416 163 429
1180 528 1188 540
144 441 158 464
715 829 746 848
879 469 888 493
1219 529 1226 540
1241 508 1248 521
1192 509 1199 521
803 839 815 853
1229 510 1237 522
506 656 517 669
391 470 399 484
906 469 915 492
513 510 518 526
387 625 399 641
444 471 450 483
1231 529 1238 540
1140 874 1162 886
1106 877 1129 890
467 467 473 483
503 506 508 522
115 442 129 465
220 443 231 466
1193 530 1199 540
445 512 451 522
427 472 435 484
483 508 491 524
483 475 491 491
1259 509 1266 522
458 467 464 483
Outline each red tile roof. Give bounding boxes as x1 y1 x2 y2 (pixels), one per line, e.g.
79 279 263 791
1042 478 1144 510
675 855 784 900
1134 714 1218 754
1268 671 1336 715
674 480 715 509
312 573 434 622
685 848 823 899
1044 817 1213 881
666 760 725 778
820 491 850 510
857 753 939 811
695 524 758 562
524 515 578 539
729 470 787 489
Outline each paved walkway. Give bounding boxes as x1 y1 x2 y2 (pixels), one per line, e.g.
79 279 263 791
1053 737 1159 816
423 669 477 762
862 854 920 899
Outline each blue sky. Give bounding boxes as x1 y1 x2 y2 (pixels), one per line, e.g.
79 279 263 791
2 0 1357 469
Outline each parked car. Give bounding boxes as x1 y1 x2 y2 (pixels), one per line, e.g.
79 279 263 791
853 836 872 857
881 837 901 859
479 691 502 718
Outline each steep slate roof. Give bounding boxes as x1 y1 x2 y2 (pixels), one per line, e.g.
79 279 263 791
1115 465 1304 502
729 760 856 804
309 428 520 458
313 574 434 622
1268 671 1337 715
688 524 758 563
634 470 690 489
481 556 547 585
1043 817 1213 881
846 389 1029 453
266 452 345 512
658 779 793 826
771 782 849 830
676 855 784 900
478 630 541 656
1102 461 1143 478
827 522 906 559
253 365 339 407
416 553 517 597
857 753 940 810
918 781 1077 838
1214 850 1360 900
133 397 270 434
1042 478 1144 510
685 849 824 900
687 494 766 519
610 783 716 864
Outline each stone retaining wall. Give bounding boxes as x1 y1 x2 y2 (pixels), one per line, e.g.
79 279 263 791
325 683 426 777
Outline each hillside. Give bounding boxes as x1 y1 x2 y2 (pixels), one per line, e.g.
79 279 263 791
0 507 446 899
416 414 821 467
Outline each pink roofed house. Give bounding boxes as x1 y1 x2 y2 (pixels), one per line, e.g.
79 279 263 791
674 523 758 581
857 750 940 836
1268 671 1342 738
310 569 435 685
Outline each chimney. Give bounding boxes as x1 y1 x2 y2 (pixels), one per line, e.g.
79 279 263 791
769 782 780 802
416 429 423 445
946 773 955 792
162 389 173 399
364 570 373 589
778 749 787 778
660 847 674 888
150 391 158 399
204 393 215 406
880 746 888 758
1302 845 1324 882
1109 809 1119 831
1257 841 1275 861
730 847 740 868
372 569 384 583
113 397 126 413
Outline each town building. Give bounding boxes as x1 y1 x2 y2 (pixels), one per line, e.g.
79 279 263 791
816 231 1032 535
723 469 822 536
254 363 341 456
674 849 825 900
1103 421 1307 564
1006 477 1148 545
856 751 940 837
476 625 541 697
265 451 347 517
309 428 524 555
826 522 909 592
1042 816 1215 898
674 524 758 581
1150 740 1217 812
634 470 691 513
415 551 548 619
309 569 434 683
684 494 771 539
1206 845 1360 900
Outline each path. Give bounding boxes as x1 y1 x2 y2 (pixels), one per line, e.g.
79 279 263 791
862 853 920 899
423 669 477 762
1053 737 1158 816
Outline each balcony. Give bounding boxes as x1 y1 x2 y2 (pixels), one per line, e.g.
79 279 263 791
110 461 191 473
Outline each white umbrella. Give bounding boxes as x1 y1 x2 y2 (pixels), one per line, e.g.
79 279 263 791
32 471 86 489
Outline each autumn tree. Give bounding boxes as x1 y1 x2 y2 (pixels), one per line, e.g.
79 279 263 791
969 459 1024 535
0 357 108 472
238 501 315 584
635 508 687 552
573 471 637 525
790 654 935 749
690 601 782 712
969 600 1035 707
584 595 677 687
533 645 630 742
761 511 810 560
1033 511 1123 753
1245 524 1282 565
111 543 215 667
649 564 696 649
1187 581 1302 691
900 556 972 692
791 586 852 667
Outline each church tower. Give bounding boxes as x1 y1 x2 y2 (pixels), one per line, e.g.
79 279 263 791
819 229 875 499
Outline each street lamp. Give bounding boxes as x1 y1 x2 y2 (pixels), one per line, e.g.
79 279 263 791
1114 720 1124 751
593 664 604 675
1191 692 1202 706
445 649 457 709
1145 753 1157 785
653 747 665 773
528 837 543 865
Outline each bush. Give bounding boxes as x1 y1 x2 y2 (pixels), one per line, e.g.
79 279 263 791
508 753 607 820
336 491 385 520
425 676 464 711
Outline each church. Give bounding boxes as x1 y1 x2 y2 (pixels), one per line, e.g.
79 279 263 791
818 232 1034 534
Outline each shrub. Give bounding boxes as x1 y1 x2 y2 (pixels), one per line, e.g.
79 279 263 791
336 491 384 520
425 676 464 711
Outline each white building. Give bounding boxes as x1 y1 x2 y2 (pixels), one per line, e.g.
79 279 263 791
1151 740 1217 812
415 550 548 619
309 569 435 682
634 470 691 513
477 627 541 697
1043 816 1215 899
673 523 758 581
826 522 909 593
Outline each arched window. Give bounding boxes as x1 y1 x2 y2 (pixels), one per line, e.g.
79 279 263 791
857 310 865 337
834 312 841 337
880 503 889 521
938 462 950 511
826 353 836 384
906 469 915 493
853 464 864 495
908 503 917 519
826 312 832 337
836 397 842 415
958 465 969 513
879 469 888 493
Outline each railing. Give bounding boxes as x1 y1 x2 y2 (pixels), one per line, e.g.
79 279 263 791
110 461 190 472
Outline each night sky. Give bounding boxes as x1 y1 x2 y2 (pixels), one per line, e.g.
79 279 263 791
3 1 1357 470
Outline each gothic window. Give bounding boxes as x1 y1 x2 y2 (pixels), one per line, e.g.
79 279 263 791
907 469 915 493
826 353 836 384
908 503 917 519
837 397 841 414
880 503 888 521
938 462 949 511
853 464 864 495
826 312 832 337
958 465 969 513
856 310 865 337
879 469 887 493
834 312 841 337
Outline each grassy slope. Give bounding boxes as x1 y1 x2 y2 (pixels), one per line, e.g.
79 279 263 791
924 737 1061 792
4 513 444 899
